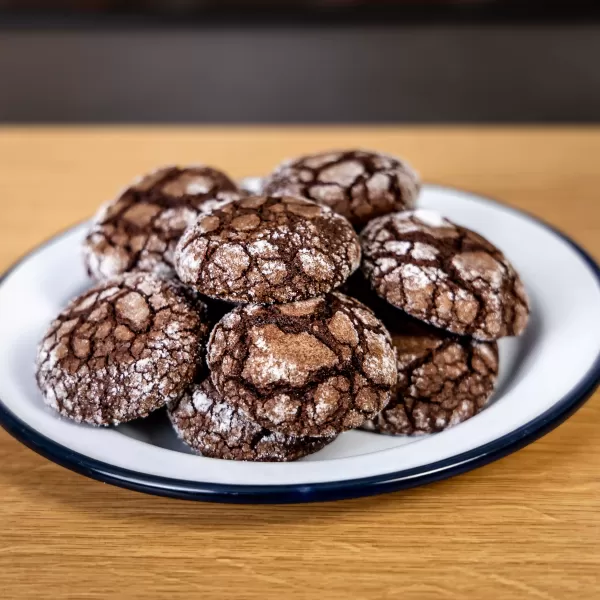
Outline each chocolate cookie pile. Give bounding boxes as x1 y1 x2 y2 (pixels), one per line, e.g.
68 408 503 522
36 151 530 462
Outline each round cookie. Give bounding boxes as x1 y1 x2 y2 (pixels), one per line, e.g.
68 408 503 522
83 165 242 279
36 273 209 425
263 149 420 228
207 293 397 437
174 195 361 304
169 377 336 462
360 209 530 340
362 314 499 435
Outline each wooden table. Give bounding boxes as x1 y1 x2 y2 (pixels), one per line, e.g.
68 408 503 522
1 127 599 600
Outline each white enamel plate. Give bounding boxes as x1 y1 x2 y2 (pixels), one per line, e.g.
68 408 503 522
1 185 599 503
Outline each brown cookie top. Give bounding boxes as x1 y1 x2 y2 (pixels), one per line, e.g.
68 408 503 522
360 210 530 340
36 273 209 425
169 378 335 462
83 165 241 279
174 195 361 304
206 293 397 437
263 150 420 228
362 314 499 435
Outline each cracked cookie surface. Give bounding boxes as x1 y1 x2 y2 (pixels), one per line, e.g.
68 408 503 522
83 165 241 279
206 293 397 437
174 195 361 304
36 273 209 425
361 313 499 435
263 150 420 228
360 209 529 340
169 377 335 461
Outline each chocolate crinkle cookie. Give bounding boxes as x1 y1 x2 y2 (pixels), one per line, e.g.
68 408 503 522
174 195 361 304
83 165 242 280
36 273 209 425
169 377 336 462
207 293 397 437
362 314 499 435
360 209 530 341
263 149 420 228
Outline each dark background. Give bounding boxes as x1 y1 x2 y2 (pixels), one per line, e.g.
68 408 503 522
1 1 599 122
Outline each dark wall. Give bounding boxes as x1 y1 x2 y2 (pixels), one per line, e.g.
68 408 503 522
1 24 600 122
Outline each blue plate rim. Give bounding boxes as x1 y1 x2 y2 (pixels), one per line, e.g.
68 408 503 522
0 184 599 504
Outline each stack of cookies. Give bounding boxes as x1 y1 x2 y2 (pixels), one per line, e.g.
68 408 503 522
36 151 529 462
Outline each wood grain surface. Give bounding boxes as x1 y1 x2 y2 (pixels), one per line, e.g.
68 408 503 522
0 127 599 600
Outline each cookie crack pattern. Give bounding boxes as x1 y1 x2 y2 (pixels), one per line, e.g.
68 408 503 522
206 293 397 437
263 150 420 228
36 273 209 425
175 195 361 305
367 326 498 434
360 211 529 340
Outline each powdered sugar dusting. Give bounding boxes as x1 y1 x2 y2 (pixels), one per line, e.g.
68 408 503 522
384 240 411 255
248 239 278 257
185 177 213 195
411 242 438 261
242 324 338 387
375 257 398 273
298 248 335 280
401 263 443 290
413 209 447 228
239 176 264 195
362 329 397 385
452 252 505 290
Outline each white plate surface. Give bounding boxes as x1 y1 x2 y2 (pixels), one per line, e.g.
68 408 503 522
1 185 599 502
